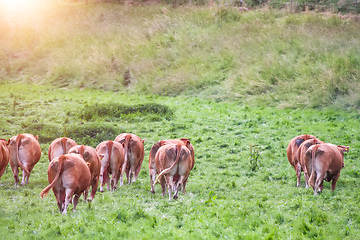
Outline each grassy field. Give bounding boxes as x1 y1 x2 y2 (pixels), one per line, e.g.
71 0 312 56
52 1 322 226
0 83 360 239
1 1 360 239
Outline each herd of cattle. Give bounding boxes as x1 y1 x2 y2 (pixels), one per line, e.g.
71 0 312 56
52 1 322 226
287 134 349 195
0 133 195 214
0 132 349 214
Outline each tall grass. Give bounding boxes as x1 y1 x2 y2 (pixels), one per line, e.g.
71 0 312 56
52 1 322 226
1 2 360 109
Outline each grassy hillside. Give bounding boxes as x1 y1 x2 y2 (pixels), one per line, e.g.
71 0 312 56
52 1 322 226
1 2 360 108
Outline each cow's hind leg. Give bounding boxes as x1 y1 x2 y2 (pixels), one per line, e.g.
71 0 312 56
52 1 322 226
304 172 309 188
55 190 63 213
149 169 156 194
129 166 136 183
126 168 131 184
134 160 142 182
117 169 123 187
160 176 166 197
166 176 174 200
11 166 19 186
111 171 120 191
62 189 74 215
83 186 89 201
182 177 189 194
331 172 340 192
73 193 81 212
173 176 185 200
295 163 301 187
88 178 99 201
313 174 325 196
21 169 28 185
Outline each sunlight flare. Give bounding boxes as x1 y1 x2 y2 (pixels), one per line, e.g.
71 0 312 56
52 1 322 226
1 0 38 13
0 0 53 23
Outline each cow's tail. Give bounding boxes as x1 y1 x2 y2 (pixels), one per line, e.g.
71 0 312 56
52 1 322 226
121 134 132 177
40 155 65 198
308 145 319 188
154 144 182 184
61 137 68 154
79 145 85 156
102 141 113 182
16 134 30 175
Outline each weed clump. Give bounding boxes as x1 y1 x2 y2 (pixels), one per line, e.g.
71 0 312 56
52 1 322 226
66 122 121 147
248 144 261 171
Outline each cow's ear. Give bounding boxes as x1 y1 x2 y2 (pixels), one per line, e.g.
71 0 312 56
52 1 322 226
142 139 145 144
35 135 39 140
344 146 350 153
7 139 10 146
337 145 349 153
121 142 125 148
83 150 90 160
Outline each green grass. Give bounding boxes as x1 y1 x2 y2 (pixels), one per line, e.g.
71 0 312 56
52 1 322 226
1 83 360 239
1 2 360 239
1 3 360 108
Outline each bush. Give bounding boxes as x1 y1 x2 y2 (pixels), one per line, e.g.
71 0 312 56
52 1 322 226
77 103 174 122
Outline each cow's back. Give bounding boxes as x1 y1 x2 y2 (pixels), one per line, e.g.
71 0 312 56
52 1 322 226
69 145 100 180
48 137 77 161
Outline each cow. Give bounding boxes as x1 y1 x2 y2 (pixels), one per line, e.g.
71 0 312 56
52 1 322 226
304 143 349 195
0 139 9 179
8 133 41 186
48 137 77 162
114 133 144 184
40 154 91 214
153 143 193 200
297 138 324 188
148 138 194 194
68 145 100 202
286 134 318 186
95 140 125 192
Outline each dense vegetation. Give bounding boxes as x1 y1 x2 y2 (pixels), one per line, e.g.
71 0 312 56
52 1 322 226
1 2 360 239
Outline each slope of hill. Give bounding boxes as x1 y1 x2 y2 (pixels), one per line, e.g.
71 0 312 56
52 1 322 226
1 2 360 109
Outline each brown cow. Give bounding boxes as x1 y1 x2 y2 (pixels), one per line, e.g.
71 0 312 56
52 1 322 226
95 140 125 192
48 137 77 162
68 145 100 202
0 139 9 179
40 154 91 214
8 134 41 186
114 133 144 184
148 138 194 194
297 138 324 188
286 134 318 186
304 143 349 195
154 143 193 200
